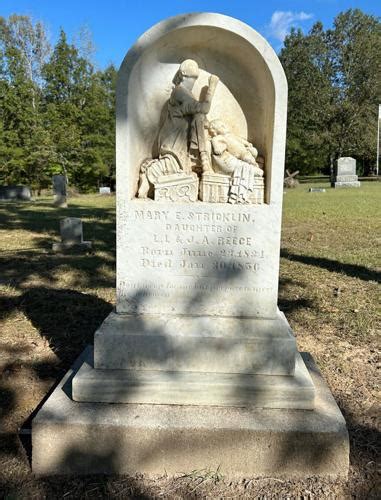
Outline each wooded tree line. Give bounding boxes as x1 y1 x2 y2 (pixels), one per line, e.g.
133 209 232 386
0 15 116 192
280 9 380 175
0 9 379 191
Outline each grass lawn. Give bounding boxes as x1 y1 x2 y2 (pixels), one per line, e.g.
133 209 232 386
0 184 379 498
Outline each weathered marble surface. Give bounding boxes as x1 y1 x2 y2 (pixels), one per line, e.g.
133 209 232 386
117 203 281 318
73 348 314 408
93 310 297 375
33 348 349 478
116 13 287 320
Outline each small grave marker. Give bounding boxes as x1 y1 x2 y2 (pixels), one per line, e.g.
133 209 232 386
52 217 92 251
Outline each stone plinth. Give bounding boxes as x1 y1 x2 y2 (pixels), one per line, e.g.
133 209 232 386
93 310 296 375
334 179 361 188
73 347 314 408
32 348 349 478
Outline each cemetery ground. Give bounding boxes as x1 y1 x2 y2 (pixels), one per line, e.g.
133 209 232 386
0 183 379 499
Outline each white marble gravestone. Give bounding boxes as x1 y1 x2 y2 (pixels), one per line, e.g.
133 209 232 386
334 157 361 188
71 10 315 407
32 13 348 478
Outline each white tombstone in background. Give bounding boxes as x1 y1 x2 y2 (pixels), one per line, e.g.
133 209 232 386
334 157 361 188
32 13 349 478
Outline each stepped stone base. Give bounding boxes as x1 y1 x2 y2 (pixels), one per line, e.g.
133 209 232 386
32 349 349 478
73 347 314 408
334 174 360 188
93 310 297 375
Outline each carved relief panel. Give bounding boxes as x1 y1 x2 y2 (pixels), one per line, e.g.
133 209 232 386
136 60 265 204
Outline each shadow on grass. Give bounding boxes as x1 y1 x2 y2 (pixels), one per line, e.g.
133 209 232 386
281 249 380 283
0 200 116 291
0 200 376 495
0 250 115 290
0 201 116 255
0 251 314 482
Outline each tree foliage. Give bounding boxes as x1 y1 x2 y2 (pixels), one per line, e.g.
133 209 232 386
280 9 380 175
0 10 379 187
0 15 115 192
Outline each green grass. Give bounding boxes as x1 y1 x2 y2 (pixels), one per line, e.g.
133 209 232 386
280 182 379 343
283 182 380 267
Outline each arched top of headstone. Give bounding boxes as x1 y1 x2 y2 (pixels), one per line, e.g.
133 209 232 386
116 13 287 206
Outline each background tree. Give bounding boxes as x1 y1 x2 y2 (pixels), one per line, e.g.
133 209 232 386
0 16 116 192
0 15 51 187
280 9 381 175
1 9 379 188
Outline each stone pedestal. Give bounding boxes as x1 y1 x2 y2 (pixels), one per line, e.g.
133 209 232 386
72 309 315 409
73 347 315 408
92 311 297 375
334 175 361 188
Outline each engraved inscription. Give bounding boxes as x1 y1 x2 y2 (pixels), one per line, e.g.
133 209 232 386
127 208 268 282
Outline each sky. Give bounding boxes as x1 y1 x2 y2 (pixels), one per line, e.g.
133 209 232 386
1 0 380 69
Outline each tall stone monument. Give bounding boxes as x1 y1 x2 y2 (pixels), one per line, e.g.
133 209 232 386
333 157 361 188
52 174 68 207
32 13 349 478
